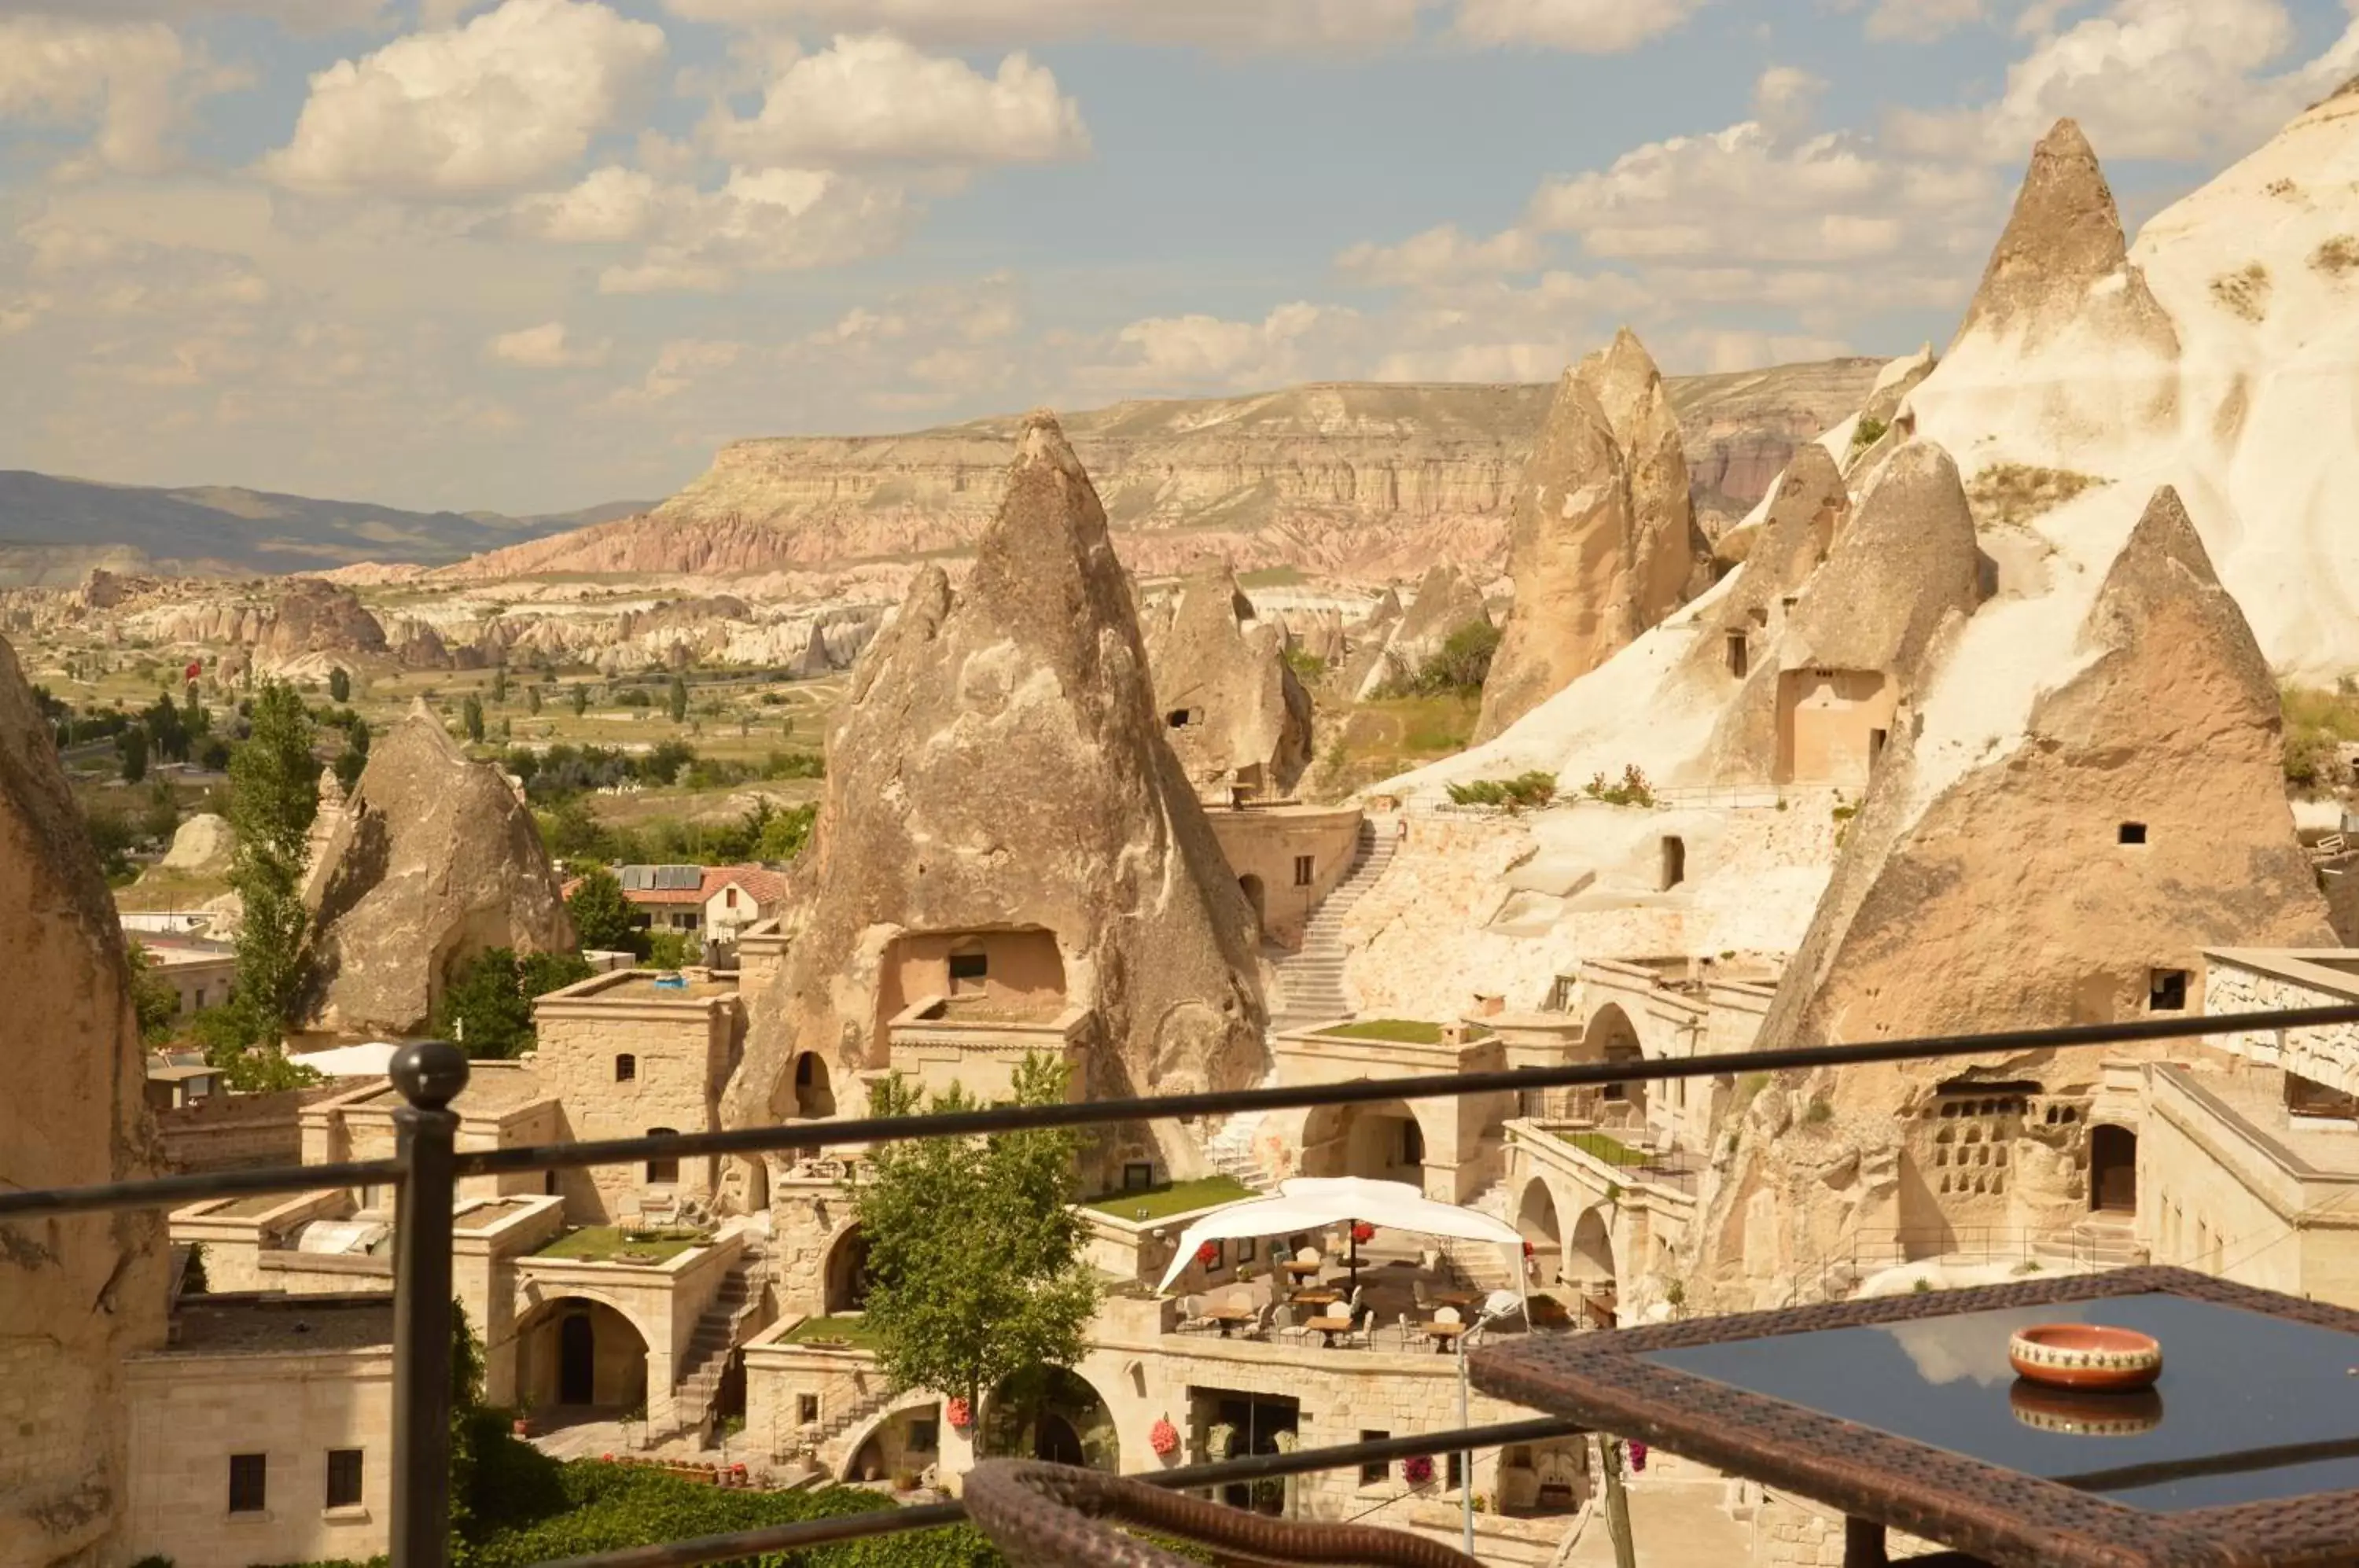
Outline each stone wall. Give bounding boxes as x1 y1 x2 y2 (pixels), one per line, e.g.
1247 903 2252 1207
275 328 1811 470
156 1086 329 1172
1206 804 1364 949
123 1342 392 1568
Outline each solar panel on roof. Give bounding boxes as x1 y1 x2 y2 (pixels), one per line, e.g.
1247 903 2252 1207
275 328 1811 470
656 865 702 890
619 866 656 890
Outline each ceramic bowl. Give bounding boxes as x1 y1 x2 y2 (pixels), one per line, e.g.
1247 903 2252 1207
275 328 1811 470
2009 1382 2164 1436
2006 1323 2162 1391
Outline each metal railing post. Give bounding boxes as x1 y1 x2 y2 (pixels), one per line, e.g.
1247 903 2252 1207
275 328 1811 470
389 1040 469 1568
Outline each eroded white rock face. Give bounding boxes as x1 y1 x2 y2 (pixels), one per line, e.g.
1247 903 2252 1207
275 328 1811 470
0 634 165 1565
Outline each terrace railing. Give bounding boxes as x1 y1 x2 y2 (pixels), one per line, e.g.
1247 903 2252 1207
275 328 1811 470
12 1003 2359 1566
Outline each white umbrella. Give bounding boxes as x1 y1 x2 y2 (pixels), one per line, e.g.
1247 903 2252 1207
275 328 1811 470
289 1040 402 1078
1155 1176 1529 1319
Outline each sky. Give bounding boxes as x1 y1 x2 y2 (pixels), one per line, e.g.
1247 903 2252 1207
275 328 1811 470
2 0 2355 515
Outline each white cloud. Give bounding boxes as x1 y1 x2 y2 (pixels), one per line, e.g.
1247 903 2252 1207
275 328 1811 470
590 166 913 292
699 32 1087 167
603 337 744 408
1752 65 1826 139
657 0 1425 50
486 320 610 367
512 164 663 241
0 16 237 175
1335 223 1542 287
1886 0 2359 163
263 0 666 197
1452 0 1707 51
1099 301 1355 389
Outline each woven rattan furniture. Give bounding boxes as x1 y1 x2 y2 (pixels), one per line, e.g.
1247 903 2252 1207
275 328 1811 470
962 1459 1483 1567
1473 1266 2359 1567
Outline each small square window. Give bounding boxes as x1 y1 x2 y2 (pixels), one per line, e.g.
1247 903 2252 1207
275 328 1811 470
326 1448 363 1510
2150 969 2189 1011
228 1452 267 1515
1360 1432 1391 1485
615 1054 636 1082
2119 822 2148 845
949 951 988 995
726 886 740 908
1292 855 1316 887
1446 1452 1463 1492
1121 1161 1155 1191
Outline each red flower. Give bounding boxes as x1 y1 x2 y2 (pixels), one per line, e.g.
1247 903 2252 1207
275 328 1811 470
947 1397 973 1430
1402 1455 1434 1485
1149 1418 1180 1456
1351 1221 1375 1245
1196 1240 1222 1268
1522 1239 1536 1257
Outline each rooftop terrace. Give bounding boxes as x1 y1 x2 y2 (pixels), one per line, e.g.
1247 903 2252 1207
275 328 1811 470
160 1292 394 1356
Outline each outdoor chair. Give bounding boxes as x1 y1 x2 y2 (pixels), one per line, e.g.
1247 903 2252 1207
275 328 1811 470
1347 1308 1378 1349
1345 1285 1366 1319
1268 1304 1306 1344
1394 1311 1419 1351
1176 1294 1214 1334
1294 1246 1321 1268
1435 1305 1462 1326
1250 1302 1274 1338
1412 1278 1434 1310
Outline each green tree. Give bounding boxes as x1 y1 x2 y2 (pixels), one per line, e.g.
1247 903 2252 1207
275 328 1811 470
491 665 510 705
118 725 148 783
143 691 189 762
1403 620 1502 697
435 949 535 1058
566 866 640 953
127 942 182 1043
328 666 351 704
753 802 817 862
850 1054 1097 1420
139 777 180 845
462 694 487 744
667 675 689 724
225 681 318 1047
182 680 208 738
570 683 589 718
527 684 543 716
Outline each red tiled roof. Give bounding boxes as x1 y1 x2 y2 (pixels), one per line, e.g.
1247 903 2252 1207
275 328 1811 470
613 864 788 908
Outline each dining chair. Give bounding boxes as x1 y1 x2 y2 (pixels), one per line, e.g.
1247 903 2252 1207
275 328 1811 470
1435 1305 1462 1326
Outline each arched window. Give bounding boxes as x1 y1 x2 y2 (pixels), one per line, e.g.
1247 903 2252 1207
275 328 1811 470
615 1054 636 1082
646 1128 679 1184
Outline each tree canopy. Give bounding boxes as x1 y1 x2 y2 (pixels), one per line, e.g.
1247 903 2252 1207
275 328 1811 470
849 1054 1097 1416
223 680 318 1052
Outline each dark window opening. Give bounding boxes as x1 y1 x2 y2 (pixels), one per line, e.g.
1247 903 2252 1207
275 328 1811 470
948 951 988 995
2149 969 2189 1012
1360 1432 1392 1485
1446 1452 1464 1492
1401 1119 1426 1165
326 1448 363 1509
229 1452 267 1515
2120 822 2148 845
646 1129 679 1183
615 1054 635 1082
2288 1072 2359 1118
1659 835 1686 891
1122 1161 1155 1191
1292 854 1315 887
1725 631 1748 679
908 1420 940 1452
798 1393 820 1425
1166 709 1196 729
1869 727 1889 762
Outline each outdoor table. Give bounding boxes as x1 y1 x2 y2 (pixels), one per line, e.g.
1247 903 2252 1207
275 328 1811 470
1303 1313 1354 1348
1431 1290 1481 1309
1422 1321 1466 1354
1281 1260 1324 1280
1473 1265 2359 1567
1292 1288 1342 1309
1202 1304 1257 1338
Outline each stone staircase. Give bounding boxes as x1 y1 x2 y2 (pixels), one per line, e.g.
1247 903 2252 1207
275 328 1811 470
2032 1213 2146 1272
1271 819 1397 1029
1204 1090 1277 1192
669 1248 763 1437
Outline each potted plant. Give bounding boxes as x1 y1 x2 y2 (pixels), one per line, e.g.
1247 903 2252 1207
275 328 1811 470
512 1398 535 1437
1402 1454 1435 1487
946 1397 973 1431
1148 1418 1180 1459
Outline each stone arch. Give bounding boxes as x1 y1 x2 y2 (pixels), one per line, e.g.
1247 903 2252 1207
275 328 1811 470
837 1391 945 1484
823 1224 872 1314
792 1051 837 1118
981 1366 1120 1472
1515 1176 1563 1286
1569 1206 1615 1286
1301 1096 1445 1190
513 1294 651 1416
1584 1003 1647 1120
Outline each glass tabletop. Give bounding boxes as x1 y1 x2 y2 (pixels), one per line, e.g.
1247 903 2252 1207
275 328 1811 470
1642 1291 2359 1513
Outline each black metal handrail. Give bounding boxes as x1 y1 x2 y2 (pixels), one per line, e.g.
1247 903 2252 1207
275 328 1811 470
9 1000 2357 1568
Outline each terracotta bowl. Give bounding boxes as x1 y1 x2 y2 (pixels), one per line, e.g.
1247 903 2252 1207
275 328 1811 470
2007 1323 2162 1391
2010 1382 2164 1436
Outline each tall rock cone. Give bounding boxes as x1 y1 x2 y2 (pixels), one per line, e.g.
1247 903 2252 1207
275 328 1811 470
1144 562 1314 797
1476 329 1701 741
1685 485 2329 1312
0 636 164 1565
725 412 1268 1176
1949 118 2177 355
296 708 575 1038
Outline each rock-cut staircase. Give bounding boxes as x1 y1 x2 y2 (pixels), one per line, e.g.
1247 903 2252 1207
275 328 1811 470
1270 818 1397 1030
670 1248 762 1438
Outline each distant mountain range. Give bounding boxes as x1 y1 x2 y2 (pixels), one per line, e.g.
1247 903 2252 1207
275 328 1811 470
0 471 653 586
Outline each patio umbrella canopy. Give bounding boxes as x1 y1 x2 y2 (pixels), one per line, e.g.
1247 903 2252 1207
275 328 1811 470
1154 1176 1527 1301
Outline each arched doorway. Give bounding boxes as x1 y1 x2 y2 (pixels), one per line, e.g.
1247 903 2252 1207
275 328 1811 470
981 1367 1117 1472
843 1402 944 1485
1570 1206 1617 1327
1238 875 1266 940
1516 1179 1562 1287
1301 1099 1430 1187
2091 1125 2137 1214
1586 1004 1646 1122
824 1226 872 1314
517 1297 649 1418
793 1052 836 1118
